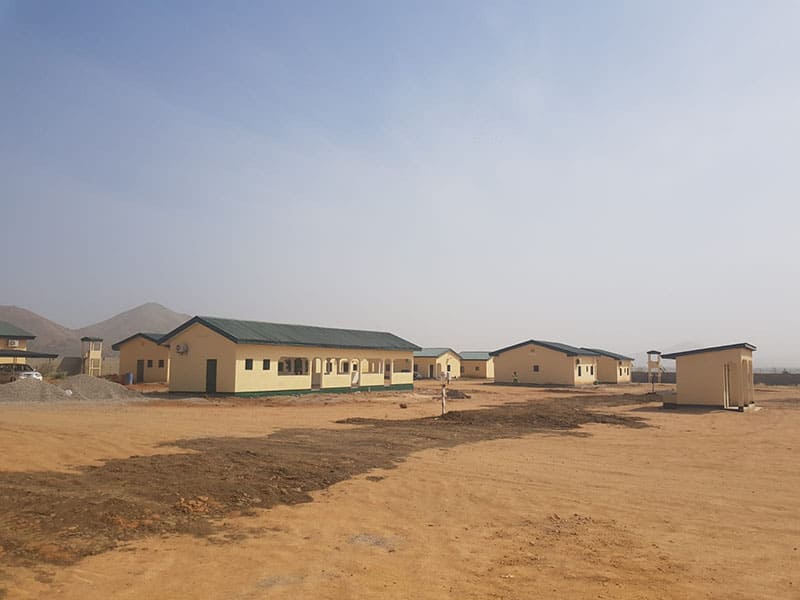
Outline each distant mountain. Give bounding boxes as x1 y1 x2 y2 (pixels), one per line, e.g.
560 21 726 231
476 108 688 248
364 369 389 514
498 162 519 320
76 303 190 354
0 303 190 357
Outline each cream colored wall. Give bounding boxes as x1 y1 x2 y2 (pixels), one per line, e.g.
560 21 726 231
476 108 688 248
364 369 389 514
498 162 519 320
413 352 461 379
596 357 633 383
494 343 597 385
674 348 753 407
1 338 28 352
234 346 414 393
167 323 238 393
0 337 31 365
460 357 495 379
118 338 171 383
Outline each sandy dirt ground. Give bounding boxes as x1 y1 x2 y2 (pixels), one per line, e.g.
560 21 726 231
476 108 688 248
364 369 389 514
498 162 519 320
0 381 798 599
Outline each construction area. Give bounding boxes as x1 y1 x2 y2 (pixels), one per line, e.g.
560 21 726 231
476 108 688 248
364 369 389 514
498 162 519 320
0 379 798 599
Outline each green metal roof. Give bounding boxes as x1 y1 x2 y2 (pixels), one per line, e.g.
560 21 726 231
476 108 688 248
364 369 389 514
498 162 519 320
581 348 634 361
111 332 167 351
460 351 491 361
413 348 460 359
161 316 420 351
0 320 36 339
491 340 599 357
0 349 58 359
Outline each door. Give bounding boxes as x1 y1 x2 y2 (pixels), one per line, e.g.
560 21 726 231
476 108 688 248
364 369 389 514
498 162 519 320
723 363 732 409
136 360 145 384
311 358 322 389
384 360 391 385
428 364 434 378
206 359 217 394
351 361 360 387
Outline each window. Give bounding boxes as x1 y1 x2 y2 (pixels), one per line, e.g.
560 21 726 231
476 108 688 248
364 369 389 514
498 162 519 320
158 359 164 368
619 367 623 376
590 365 594 375
533 365 540 373
263 359 271 370
325 360 333 374
278 357 309 375
578 365 582 376
460 366 464 374
245 358 253 370
340 360 350 374
147 359 153 368
475 366 479 372
92 341 101 351
446 364 451 373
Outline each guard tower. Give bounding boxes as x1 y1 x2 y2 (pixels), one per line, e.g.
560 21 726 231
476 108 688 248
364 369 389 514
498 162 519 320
647 350 663 386
81 336 103 377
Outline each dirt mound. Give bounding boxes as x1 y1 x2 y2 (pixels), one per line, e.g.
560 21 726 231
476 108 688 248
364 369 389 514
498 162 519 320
0 379 71 403
56 374 142 401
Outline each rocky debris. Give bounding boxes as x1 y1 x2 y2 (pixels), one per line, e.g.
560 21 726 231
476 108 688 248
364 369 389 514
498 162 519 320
0 379 71 403
55 374 142 401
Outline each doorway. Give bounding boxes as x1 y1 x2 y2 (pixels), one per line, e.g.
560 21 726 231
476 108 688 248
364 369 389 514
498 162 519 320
723 362 734 409
428 364 434 378
312 358 322 389
384 360 391 386
136 360 145 384
206 359 217 394
351 360 360 388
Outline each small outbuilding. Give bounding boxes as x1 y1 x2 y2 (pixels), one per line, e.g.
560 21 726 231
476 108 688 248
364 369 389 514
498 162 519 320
491 340 598 386
459 351 495 379
413 348 461 380
661 343 756 410
112 333 170 383
582 348 634 384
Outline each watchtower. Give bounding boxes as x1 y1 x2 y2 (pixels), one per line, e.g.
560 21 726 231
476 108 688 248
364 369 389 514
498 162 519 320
81 336 103 376
647 350 663 386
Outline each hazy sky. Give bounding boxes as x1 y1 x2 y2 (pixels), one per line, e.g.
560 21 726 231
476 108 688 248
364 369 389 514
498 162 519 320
1 1 798 366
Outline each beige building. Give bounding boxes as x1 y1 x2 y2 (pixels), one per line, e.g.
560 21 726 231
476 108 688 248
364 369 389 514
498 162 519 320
160 316 418 395
491 340 598 386
582 348 634 383
661 343 756 410
0 320 58 365
459 351 495 379
413 348 461 379
112 333 170 383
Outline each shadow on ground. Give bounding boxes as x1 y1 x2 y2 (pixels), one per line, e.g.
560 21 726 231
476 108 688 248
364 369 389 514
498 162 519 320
0 394 648 567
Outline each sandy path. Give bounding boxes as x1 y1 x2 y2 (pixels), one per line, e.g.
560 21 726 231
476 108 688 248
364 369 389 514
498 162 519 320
1 383 798 599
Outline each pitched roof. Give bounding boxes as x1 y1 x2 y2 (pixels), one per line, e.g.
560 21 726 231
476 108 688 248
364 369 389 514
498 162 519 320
80 336 103 342
0 320 36 339
491 340 599 357
460 351 491 361
161 316 420 351
0 349 58 359
413 347 460 359
111 332 167 351
581 347 634 361
661 343 756 359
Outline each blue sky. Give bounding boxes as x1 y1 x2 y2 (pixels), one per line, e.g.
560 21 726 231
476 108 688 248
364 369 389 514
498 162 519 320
1 1 799 366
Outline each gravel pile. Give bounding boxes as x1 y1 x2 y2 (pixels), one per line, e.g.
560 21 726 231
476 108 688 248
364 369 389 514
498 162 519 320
55 374 142 401
0 379 72 403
